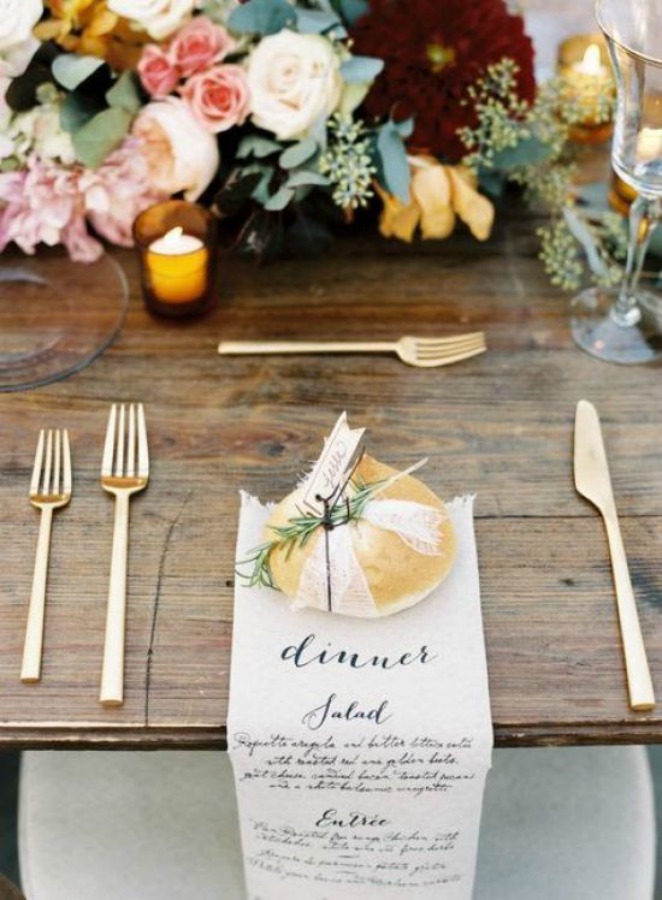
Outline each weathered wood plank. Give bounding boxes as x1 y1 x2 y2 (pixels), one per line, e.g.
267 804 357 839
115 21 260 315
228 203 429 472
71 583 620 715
0 211 661 748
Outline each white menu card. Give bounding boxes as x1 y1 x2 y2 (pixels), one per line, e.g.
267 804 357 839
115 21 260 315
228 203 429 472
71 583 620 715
228 493 492 899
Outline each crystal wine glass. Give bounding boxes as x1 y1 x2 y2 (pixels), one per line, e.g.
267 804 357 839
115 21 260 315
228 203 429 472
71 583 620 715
571 0 662 364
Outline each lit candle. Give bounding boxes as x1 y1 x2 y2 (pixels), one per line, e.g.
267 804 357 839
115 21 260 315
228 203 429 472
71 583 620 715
557 34 615 143
573 43 606 77
637 127 662 163
146 226 208 304
133 200 217 318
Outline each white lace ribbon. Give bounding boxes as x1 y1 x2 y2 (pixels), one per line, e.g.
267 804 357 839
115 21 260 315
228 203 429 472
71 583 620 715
292 498 447 617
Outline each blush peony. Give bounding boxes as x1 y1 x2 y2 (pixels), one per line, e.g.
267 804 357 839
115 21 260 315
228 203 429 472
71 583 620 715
132 97 219 200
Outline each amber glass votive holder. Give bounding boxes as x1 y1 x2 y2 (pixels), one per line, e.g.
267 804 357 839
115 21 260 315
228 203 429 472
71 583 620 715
133 200 218 318
557 33 615 144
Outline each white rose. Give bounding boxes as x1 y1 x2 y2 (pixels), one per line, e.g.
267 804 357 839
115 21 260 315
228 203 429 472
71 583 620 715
107 0 196 40
132 98 219 201
246 30 342 141
0 0 42 52
0 0 41 76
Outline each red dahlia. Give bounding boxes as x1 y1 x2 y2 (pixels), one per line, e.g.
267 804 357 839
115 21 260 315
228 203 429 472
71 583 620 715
350 0 535 162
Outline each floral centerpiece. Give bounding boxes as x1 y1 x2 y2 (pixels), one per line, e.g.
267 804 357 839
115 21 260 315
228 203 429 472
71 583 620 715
0 0 620 285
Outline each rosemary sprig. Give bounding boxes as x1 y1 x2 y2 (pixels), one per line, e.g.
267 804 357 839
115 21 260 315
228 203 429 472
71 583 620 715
239 476 386 590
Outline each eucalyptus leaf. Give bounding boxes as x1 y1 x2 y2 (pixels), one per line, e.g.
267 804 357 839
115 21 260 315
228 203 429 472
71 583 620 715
279 137 318 169
340 55 383 83
477 167 506 198
228 0 296 35
563 208 608 278
52 54 104 91
296 8 345 35
285 170 329 188
72 106 132 168
106 71 141 114
337 0 369 25
214 171 264 216
394 117 414 139
237 135 282 159
491 136 551 171
376 121 410 202
264 186 295 211
60 91 102 133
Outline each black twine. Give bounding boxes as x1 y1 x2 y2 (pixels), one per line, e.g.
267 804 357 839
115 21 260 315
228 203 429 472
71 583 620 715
315 491 352 613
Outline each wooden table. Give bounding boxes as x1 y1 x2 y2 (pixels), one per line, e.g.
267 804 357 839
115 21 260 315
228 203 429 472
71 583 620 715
1 210 661 750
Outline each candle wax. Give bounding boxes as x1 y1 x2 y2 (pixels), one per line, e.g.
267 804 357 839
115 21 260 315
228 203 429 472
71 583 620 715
146 227 209 304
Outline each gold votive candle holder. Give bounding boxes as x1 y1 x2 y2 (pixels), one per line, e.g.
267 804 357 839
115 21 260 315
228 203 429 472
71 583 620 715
557 33 615 144
133 200 218 318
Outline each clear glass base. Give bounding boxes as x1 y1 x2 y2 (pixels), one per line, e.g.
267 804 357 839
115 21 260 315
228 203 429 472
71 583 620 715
570 287 662 364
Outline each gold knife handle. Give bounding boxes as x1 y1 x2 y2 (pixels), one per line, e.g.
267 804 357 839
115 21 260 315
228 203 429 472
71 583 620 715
604 512 656 711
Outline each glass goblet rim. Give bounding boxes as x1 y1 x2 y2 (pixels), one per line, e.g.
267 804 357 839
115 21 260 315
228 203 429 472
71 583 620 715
595 0 662 67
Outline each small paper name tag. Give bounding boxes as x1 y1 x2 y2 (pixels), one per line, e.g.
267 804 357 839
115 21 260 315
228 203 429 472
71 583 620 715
302 412 366 515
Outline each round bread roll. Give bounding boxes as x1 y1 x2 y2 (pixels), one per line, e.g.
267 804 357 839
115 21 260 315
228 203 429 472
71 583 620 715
266 455 456 617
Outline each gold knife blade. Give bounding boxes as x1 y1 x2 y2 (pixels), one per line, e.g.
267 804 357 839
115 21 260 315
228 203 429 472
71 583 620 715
574 399 655 711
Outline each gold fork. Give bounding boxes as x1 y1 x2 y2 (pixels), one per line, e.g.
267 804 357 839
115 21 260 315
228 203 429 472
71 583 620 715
21 429 72 684
218 333 487 368
100 403 149 706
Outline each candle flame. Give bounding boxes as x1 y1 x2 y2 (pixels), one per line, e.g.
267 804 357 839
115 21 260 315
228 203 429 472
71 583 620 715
163 226 184 247
582 44 602 75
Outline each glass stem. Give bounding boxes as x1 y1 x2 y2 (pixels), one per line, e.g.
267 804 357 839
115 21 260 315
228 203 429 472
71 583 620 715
612 194 657 327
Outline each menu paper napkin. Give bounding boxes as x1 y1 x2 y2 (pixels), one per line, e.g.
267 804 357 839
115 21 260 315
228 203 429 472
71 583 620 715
228 493 492 899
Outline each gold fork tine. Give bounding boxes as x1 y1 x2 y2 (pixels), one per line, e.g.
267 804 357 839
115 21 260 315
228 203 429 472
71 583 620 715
414 332 485 348
116 404 126 477
53 430 61 497
127 404 136 478
42 430 53 496
137 403 149 478
62 430 72 496
30 430 45 497
102 403 117 477
22 428 73 684
414 336 485 355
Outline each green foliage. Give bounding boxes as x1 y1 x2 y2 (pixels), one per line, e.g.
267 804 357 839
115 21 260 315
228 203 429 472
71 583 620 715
279 137 319 169
72 106 132 168
461 58 625 292
318 113 376 210
52 54 104 91
376 119 410 202
228 0 296 35
332 0 369 26
340 55 384 83
295 8 346 35
105 71 141 115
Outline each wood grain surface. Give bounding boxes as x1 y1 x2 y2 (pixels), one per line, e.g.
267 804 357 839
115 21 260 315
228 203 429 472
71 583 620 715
1 198 661 749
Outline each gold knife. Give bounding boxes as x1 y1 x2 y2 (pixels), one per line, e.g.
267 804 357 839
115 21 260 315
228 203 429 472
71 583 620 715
574 400 655 711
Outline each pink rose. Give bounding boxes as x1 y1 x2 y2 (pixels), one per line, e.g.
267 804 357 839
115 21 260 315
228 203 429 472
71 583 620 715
180 64 250 133
138 45 179 98
169 16 235 77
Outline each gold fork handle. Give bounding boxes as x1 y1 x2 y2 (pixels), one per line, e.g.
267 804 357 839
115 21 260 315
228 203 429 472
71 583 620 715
218 340 395 355
100 492 130 706
21 507 54 683
604 511 656 711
